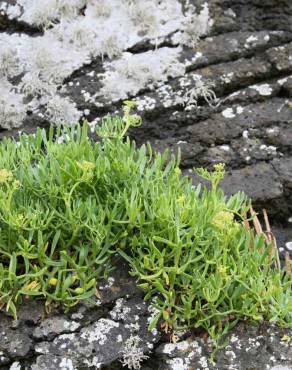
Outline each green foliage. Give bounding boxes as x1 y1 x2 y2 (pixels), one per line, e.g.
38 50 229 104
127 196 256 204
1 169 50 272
0 104 291 345
96 100 142 139
123 162 292 343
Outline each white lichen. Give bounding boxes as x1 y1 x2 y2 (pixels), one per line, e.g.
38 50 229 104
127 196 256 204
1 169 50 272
21 72 57 97
166 357 188 370
184 74 219 109
80 319 119 345
59 357 75 370
16 0 86 28
180 2 213 48
88 0 111 18
98 47 185 101
244 35 258 48
45 95 81 125
120 335 149 370
9 363 21 370
0 47 20 78
0 81 26 129
0 0 214 128
251 83 273 96
222 107 236 118
22 0 60 29
110 298 131 321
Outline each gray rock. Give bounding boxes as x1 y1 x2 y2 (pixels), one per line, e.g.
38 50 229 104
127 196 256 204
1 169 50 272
153 323 292 370
221 163 283 202
32 316 80 340
31 355 76 370
273 158 292 189
0 328 32 360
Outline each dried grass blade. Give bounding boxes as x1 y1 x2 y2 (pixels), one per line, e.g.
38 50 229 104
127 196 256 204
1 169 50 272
250 206 263 236
285 252 291 276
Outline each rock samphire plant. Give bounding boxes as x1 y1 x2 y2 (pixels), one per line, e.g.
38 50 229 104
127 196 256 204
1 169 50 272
0 103 291 345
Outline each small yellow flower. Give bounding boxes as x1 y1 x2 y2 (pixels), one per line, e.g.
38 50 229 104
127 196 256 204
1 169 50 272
281 334 291 343
48 278 58 286
177 195 186 204
218 265 227 275
13 213 25 228
213 163 225 173
0 169 13 183
16 213 24 222
123 100 137 109
77 161 96 171
212 211 234 228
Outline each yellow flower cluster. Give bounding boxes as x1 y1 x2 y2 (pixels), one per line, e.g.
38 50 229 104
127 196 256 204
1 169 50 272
213 163 225 172
177 195 186 205
212 210 234 229
0 169 13 183
77 161 96 171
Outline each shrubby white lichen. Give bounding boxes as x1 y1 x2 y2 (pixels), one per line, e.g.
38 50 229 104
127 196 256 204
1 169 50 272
0 82 27 129
183 74 219 109
15 0 86 28
9 362 21 370
120 335 149 370
24 0 59 28
21 72 57 97
45 95 82 125
171 2 213 48
182 2 213 48
98 47 185 101
89 0 111 19
0 0 214 129
59 357 75 370
110 298 131 321
0 48 20 78
127 1 159 36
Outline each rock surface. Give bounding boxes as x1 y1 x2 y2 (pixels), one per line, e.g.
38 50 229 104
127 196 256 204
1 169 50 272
0 264 292 370
0 0 292 369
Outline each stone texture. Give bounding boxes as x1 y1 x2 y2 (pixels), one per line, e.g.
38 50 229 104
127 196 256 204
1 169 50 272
32 317 80 341
0 327 32 361
221 163 283 202
273 158 292 189
153 323 292 370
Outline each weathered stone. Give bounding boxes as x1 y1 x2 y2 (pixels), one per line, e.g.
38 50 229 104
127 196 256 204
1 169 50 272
186 98 292 145
14 301 45 326
273 157 292 189
153 322 292 370
215 0 292 33
280 75 292 97
96 259 144 305
151 138 204 168
221 163 283 209
32 316 80 340
0 328 32 360
32 299 160 369
30 355 76 370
